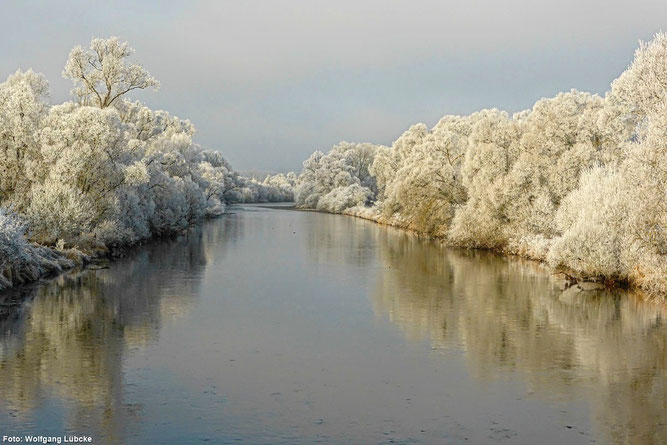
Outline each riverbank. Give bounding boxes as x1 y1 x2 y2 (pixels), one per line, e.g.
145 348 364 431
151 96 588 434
0 243 87 292
0 207 89 292
332 205 652 298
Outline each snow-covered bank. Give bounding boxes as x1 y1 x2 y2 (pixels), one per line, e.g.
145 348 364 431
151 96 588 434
0 208 91 291
294 34 667 298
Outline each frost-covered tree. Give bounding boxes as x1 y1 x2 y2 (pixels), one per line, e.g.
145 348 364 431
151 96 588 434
369 123 429 201
605 32 667 131
371 117 471 236
0 70 50 209
447 109 520 248
295 142 380 211
63 37 159 108
446 92 617 256
623 103 667 295
547 167 632 279
262 172 297 202
547 100 667 295
545 34 667 295
27 103 133 244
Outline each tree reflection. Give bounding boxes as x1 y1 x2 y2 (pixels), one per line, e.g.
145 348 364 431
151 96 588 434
0 225 210 444
304 212 377 268
372 226 667 445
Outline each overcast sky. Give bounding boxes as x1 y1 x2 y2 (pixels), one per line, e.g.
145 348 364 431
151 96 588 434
1 1 665 172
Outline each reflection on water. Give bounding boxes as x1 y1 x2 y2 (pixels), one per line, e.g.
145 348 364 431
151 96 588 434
0 206 665 444
371 229 667 445
305 211 377 268
0 226 211 443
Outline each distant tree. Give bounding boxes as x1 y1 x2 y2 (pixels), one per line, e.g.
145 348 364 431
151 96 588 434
63 37 159 108
295 142 380 211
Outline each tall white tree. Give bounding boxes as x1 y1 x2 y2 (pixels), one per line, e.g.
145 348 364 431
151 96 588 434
63 37 159 108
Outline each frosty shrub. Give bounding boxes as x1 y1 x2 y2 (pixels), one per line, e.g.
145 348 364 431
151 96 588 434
317 184 373 213
0 208 75 290
0 207 30 269
547 167 632 279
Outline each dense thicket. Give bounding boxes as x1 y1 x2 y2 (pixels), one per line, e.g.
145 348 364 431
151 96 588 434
295 142 379 212
295 33 667 297
0 37 292 290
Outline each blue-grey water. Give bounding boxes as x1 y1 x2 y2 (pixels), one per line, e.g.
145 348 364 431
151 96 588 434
1 204 665 444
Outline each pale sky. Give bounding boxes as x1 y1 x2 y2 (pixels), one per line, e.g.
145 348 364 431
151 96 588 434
1 0 665 172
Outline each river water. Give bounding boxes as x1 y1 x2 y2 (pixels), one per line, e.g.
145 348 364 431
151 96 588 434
0 204 665 444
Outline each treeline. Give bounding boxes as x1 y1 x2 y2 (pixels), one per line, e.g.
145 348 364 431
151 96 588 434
0 37 294 290
295 33 666 298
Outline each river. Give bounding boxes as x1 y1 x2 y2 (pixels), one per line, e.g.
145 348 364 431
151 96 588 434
1 204 665 444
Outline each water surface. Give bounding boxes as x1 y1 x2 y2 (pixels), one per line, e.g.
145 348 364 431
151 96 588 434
1 204 665 444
